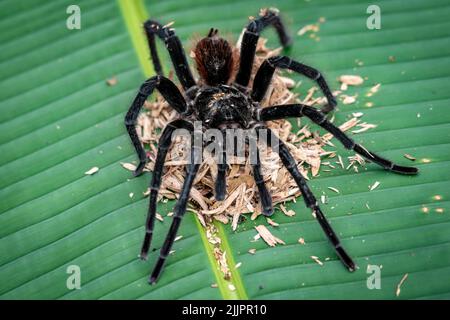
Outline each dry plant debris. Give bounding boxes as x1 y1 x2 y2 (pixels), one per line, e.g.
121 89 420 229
311 255 324 266
205 220 231 280
339 75 364 86
369 181 380 191
85 166 99 175
396 273 409 297
255 225 285 247
122 32 380 277
366 83 381 97
328 187 340 194
297 17 326 41
266 218 279 227
121 162 137 171
297 24 320 36
106 76 118 86
341 94 357 105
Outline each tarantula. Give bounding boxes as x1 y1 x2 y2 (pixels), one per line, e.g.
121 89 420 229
125 8 418 284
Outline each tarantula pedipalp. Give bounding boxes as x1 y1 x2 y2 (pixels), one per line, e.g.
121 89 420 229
124 8 418 284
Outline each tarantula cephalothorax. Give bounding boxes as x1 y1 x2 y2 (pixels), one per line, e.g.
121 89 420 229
125 8 418 284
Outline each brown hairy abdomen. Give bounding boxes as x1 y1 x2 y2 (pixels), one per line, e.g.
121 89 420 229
194 36 234 86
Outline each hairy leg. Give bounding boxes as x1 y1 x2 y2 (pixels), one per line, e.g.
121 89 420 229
144 20 196 91
214 129 227 201
124 76 187 176
140 120 194 260
252 56 337 114
234 8 291 88
258 126 356 271
258 104 418 174
149 144 201 284
250 143 273 216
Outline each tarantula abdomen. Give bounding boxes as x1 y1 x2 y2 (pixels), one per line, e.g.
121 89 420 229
194 29 234 86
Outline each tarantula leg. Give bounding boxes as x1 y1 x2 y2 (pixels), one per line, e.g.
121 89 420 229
259 104 419 175
258 127 356 271
235 8 291 88
251 144 273 216
214 130 227 201
140 120 194 260
124 76 187 177
144 20 196 91
149 145 201 284
252 56 337 114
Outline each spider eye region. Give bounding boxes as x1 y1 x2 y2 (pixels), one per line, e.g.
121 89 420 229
194 85 253 128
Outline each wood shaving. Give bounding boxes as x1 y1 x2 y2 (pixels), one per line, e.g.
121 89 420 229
352 122 377 134
206 221 231 280
339 75 364 86
297 17 325 37
404 153 416 161
369 181 380 191
297 24 320 36
156 213 164 222
162 21 175 29
121 162 137 171
106 76 118 86
280 204 296 217
255 225 285 247
328 187 340 194
266 218 279 227
298 237 305 245
396 273 408 297
368 83 381 95
341 94 357 105
85 167 99 175
348 154 366 170
248 248 257 255
337 155 345 169
311 255 323 266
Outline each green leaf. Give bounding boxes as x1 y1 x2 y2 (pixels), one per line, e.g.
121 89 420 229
1 0 449 300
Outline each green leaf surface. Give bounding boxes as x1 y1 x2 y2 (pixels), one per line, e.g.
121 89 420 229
1 0 449 300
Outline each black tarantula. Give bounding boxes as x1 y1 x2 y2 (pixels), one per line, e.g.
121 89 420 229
125 8 418 284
